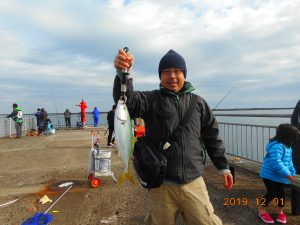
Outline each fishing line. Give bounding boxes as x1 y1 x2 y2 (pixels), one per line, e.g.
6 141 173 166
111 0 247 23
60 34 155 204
50 89 60 128
213 86 235 110
44 184 73 214
0 199 19 209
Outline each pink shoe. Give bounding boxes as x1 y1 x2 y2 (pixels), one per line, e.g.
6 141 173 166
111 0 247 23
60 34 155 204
276 213 287 224
259 212 274 224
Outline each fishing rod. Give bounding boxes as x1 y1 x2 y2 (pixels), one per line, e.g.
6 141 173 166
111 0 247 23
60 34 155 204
104 127 109 136
44 184 73 214
213 86 235 110
50 89 61 128
21 184 73 225
0 199 18 209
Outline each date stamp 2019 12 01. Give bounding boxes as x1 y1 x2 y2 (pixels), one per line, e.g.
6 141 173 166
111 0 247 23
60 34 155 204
223 197 284 206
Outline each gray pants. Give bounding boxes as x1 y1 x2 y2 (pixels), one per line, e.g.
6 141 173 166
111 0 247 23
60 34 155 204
15 122 22 138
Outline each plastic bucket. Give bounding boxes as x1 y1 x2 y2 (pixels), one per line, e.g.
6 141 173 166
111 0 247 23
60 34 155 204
98 159 111 173
99 150 111 159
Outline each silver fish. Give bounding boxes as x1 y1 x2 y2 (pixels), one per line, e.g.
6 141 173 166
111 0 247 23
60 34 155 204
114 99 135 184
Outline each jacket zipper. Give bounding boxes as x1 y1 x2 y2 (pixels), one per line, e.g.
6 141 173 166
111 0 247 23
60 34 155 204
178 95 186 183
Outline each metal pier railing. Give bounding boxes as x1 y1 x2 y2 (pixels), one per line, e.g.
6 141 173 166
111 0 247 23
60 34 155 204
0 112 109 138
218 122 276 163
215 110 292 163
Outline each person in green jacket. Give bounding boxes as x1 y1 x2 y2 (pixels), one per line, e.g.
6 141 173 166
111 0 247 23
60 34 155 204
7 103 23 138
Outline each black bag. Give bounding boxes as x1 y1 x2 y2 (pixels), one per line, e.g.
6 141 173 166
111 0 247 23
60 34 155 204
133 94 198 189
133 136 167 189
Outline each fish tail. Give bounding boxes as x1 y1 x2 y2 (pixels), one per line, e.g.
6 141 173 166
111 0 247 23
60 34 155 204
132 137 137 144
118 171 135 185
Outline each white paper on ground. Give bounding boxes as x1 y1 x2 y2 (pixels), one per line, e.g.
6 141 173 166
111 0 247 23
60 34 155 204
58 182 74 187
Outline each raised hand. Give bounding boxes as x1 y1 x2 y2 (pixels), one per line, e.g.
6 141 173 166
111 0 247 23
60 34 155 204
114 48 134 70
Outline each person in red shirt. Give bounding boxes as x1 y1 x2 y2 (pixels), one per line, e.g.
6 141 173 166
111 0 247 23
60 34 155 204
135 118 145 138
77 99 88 126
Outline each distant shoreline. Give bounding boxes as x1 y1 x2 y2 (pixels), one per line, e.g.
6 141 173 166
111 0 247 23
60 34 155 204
0 107 294 116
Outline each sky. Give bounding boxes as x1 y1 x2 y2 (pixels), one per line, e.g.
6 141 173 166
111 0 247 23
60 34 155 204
1 0 300 114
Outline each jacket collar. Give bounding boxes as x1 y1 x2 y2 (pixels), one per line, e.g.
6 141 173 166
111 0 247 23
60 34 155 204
160 81 195 96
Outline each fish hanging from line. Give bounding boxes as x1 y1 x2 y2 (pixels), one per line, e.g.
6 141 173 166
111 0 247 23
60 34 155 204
114 99 135 184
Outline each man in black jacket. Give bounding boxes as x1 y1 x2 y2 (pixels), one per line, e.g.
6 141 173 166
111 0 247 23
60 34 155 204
106 105 116 147
113 48 233 225
291 100 300 174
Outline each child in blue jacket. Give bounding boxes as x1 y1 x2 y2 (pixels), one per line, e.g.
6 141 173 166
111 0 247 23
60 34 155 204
258 124 299 224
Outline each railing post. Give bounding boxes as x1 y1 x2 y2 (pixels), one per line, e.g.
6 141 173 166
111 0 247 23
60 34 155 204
9 119 12 137
24 117 27 135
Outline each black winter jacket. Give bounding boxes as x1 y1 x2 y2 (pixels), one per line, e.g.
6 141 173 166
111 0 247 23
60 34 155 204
113 74 229 184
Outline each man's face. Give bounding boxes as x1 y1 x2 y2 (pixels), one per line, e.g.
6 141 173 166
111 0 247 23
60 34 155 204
160 68 185 92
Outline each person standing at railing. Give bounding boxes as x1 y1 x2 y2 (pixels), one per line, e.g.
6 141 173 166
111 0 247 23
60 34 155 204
76 99 87 126
291 99 300 174
92 107 100 127
64 109 72 128
40 108 48 126
38 108 48 135
106 105 116 147
258 124 298 224
35 108 42 128
6 103 23 138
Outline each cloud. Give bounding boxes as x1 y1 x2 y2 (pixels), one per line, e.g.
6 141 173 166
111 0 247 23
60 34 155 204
0 0 299 114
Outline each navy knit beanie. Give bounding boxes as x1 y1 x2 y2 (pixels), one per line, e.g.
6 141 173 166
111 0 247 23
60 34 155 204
158 49 187 78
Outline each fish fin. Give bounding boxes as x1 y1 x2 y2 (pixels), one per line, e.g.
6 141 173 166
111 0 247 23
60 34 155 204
118 172 135 185
132 137 137 145
127 172 135 184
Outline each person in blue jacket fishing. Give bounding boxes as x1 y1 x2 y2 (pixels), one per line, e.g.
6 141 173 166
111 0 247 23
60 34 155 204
92 107 100 127
258 124 298 224
113 48 233 225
